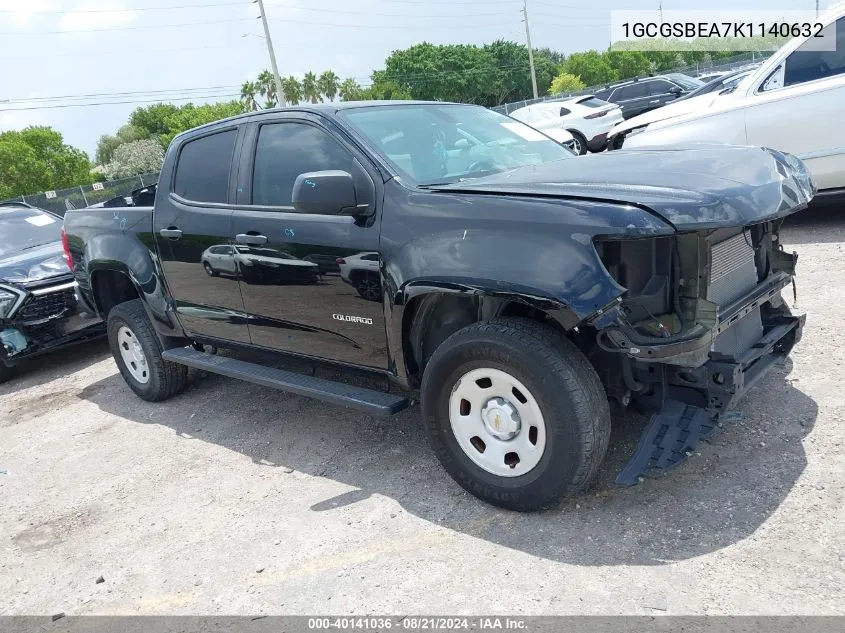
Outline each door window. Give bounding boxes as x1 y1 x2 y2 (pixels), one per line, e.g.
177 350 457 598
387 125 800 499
251 122 367 208
783 18 845 87
173 129 237 203
616 83 648 100
645 80 675 95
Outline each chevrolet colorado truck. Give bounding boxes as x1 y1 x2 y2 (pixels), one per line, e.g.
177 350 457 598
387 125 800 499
62 101 810 511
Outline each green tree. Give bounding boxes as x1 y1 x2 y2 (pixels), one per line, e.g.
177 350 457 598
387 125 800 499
101 139 164 179
257 70 278 106
302 72 321 104
339 78 365 101
548 73 586 95
240 81 260 111
364 71 412 100
318 70 340 102
483 40 558 105
561 51 618 87
0 127 93 199
604 50 652 81
95 124 146 165
282 76 302 105
129 101 245 148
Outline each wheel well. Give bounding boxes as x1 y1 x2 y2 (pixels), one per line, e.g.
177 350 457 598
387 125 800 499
403 293 564 382
91 269 140 317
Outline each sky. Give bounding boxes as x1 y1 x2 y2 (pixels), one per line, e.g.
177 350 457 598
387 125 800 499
0 0 831 158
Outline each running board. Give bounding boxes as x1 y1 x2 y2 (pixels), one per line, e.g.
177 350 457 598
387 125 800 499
162 347 410 417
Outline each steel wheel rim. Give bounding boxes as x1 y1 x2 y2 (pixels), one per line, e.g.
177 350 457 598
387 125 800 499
117 325 150 384
448 367 546 477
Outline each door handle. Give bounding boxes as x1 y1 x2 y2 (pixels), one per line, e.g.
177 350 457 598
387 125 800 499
648 99 660 105
159 227 182 240
235 233 268 246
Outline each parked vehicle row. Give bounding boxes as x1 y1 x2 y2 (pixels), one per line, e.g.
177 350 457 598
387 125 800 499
62 100 809 511
616 4 845 197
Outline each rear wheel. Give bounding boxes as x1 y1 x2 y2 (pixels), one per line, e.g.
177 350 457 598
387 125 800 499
355 273 382 302
107 299 187 402
421 318 610 511
567 130 589 155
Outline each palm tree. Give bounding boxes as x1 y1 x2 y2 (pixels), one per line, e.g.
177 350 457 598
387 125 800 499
240 81 259 111
282 76 302 105
302 71 321 104
257 70 277 107
339 77 363 101
318 70 340 102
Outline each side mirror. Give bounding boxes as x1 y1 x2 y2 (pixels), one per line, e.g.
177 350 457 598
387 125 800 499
291 170 362 215
668 86 683 95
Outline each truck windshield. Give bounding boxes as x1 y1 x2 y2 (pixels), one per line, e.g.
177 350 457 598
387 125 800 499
340 104 574 186
0 208 61 258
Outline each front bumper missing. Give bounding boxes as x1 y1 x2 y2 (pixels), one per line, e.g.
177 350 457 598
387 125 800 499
616 309 805 485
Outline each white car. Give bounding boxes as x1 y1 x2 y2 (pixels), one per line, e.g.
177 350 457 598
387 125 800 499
201 245 319 284
609 69 755 148
508 96 624 154
622 4 845 194
337 251 382 301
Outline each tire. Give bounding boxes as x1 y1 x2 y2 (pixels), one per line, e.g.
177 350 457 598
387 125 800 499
567 130 589 155
107 299 187 402
203 262 218 277
355 272 382 302
421 318 610 511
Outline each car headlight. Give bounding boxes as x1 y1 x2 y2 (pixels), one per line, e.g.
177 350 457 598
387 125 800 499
0 284 26 319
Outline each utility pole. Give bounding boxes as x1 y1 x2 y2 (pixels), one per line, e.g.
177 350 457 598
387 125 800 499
816 0 819 18
255 0 284 106
659 1 663 24
522 0 538 99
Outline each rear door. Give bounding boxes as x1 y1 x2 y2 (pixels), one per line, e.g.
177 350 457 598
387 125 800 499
613 82 651 118
230 112 388 369
745 16 845 191
153 126 251 343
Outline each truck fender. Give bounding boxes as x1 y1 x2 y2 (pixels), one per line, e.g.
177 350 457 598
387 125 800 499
83 233 182 338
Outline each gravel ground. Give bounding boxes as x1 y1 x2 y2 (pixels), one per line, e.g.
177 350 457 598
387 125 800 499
1 206 844 616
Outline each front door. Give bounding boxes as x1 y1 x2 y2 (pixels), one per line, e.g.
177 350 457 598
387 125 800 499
230 115 387 369
745 16 845 191
153 126 251 344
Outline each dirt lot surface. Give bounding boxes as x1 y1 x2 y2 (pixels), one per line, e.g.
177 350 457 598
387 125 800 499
2 207 844 616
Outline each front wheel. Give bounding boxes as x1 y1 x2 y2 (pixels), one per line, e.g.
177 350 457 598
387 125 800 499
421 318 610 511
203 262 218 277
107 299 187 402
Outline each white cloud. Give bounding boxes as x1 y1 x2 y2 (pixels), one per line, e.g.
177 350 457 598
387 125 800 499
58 0 138 32
0 0 61 28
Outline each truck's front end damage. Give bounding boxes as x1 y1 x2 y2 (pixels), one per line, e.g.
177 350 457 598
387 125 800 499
586 221 804 484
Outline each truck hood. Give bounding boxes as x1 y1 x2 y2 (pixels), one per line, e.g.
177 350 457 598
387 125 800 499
0 241 71 285
430 145 815 230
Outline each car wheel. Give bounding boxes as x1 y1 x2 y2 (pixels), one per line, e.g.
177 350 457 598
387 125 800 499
356 273 382 302
107 299 187 402
203 262 218 277
567 130 589 155
421 318 610 511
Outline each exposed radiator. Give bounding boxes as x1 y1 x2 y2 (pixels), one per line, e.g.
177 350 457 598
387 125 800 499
708 231 762 356
707 231 759 306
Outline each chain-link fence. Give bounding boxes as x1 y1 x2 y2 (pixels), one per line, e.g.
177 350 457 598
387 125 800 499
2 172 160 217
491 51 774 115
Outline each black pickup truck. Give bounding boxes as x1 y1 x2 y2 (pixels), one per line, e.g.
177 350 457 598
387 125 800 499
62 101 811 510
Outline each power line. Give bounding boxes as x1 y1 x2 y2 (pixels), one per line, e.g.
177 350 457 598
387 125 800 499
268 17 514 28
0 93 242 112
1 85 242 104
0 17 253 35
0 1 249 13
264 3 516 17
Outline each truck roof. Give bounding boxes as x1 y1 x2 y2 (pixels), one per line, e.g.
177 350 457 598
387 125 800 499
175 100 467 142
